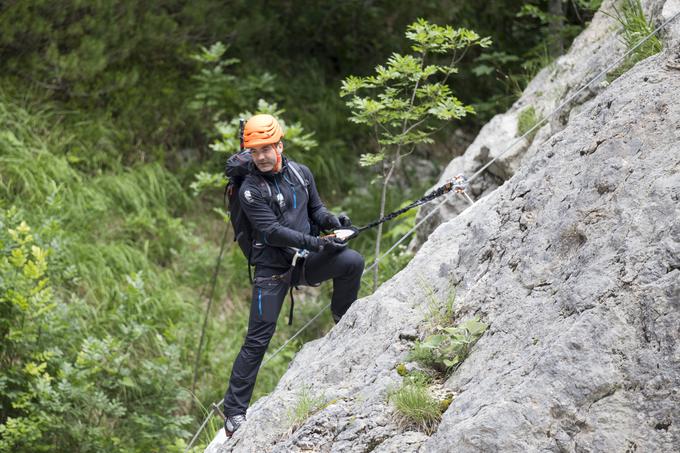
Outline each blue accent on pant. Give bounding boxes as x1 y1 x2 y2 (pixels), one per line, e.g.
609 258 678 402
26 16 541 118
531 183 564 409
223 248 364 416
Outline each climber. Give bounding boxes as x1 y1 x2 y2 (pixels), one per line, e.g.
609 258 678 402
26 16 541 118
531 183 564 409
221 114 364 437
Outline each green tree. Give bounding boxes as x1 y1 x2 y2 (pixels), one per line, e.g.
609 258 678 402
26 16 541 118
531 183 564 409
188 42 276 131
340 19 490 290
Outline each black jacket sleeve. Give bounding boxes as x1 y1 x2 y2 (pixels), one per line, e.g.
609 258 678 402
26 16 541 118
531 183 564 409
239 181 322 252
300 165 339 230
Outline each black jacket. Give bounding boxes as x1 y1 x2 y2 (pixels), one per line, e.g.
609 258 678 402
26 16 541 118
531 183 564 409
239 156 337 269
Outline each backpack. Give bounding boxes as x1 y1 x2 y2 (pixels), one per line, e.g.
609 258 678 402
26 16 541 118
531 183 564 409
224 151 309 268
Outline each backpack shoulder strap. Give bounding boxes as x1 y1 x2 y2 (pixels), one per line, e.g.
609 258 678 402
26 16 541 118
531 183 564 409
245 174 272 199
258 177 272 198
288 162 309 197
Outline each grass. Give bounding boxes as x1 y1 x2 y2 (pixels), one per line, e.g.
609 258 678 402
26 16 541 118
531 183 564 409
287 387 328 432
389 381 442 435
605 0 663 82
420 279 457 331
517 105 542 142
184 401 223 453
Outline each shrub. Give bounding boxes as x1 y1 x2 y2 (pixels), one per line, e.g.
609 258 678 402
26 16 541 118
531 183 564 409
0 208 192 452
0 209 54 452
341 18 491 291
0 95 200 452
410 317 488 373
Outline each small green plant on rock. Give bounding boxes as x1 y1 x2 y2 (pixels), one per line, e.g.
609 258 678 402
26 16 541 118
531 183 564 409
389 365 449 434
395 364 434 386
605 0 662 82
404 369 433 387
287 386 327 433
389 381 442 435
517 105 542 142
410 317 488 373
420 279 457 330
438 395 453 413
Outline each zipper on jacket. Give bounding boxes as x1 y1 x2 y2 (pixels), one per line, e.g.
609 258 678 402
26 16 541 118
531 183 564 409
282 172 297 208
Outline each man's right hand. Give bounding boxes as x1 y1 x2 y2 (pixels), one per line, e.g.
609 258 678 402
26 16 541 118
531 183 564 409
305 234 348 253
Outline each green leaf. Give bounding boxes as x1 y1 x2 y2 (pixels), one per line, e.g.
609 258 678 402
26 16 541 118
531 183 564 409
472 64 494 76
443 358 459 367
190 172 227 197
462 317 488 337
23 362 47 377
359 153 385 167
10 248 26 269
212 207 230 223
422 334 445 348
191 41 228 64
340 75 370 97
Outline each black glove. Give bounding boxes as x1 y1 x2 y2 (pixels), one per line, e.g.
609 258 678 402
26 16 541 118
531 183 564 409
304 234 346 253
338 214 352 227
325 215 342 230
304 234 325 252
325 214 352 230
320 236 347 254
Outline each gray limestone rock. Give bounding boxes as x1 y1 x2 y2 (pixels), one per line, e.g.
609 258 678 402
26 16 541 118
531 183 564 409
417 48 680 452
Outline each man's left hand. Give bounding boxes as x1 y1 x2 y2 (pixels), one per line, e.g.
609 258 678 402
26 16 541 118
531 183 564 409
338 214 352 227
326 214 352 230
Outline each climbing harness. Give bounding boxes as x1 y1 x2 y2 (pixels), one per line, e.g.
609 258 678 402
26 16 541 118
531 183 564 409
184 9 680 451
246 247 311 327
256 247 314 326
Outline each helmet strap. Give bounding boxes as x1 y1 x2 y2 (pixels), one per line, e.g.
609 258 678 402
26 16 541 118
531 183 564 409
273 142 283 173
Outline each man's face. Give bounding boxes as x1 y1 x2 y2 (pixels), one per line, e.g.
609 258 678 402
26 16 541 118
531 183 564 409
250 142 281 173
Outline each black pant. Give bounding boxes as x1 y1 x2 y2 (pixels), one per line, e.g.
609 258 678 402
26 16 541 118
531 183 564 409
223 248 364 416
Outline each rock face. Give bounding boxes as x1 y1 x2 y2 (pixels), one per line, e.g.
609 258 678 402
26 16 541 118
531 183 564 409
418 49 680 453
206 2 680 452
411 0 665 248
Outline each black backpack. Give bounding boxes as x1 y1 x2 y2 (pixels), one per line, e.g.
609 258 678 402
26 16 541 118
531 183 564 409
224 151 309 268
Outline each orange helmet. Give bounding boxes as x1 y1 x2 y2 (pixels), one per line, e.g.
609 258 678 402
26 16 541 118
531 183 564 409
243 114 284 148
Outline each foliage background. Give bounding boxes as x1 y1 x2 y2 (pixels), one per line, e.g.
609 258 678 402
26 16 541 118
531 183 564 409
0 0 600 450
